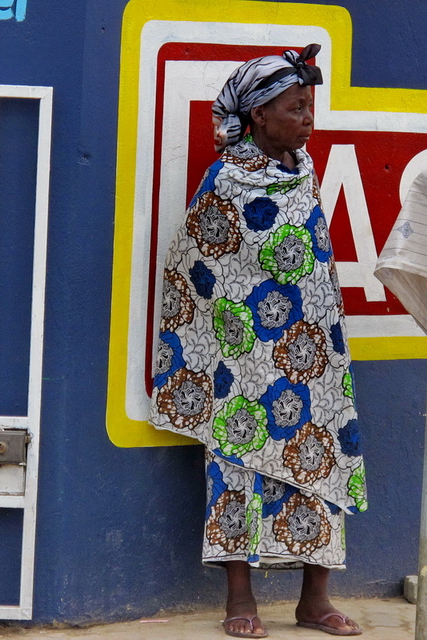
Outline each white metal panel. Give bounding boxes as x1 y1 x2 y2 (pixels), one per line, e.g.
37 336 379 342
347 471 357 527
0 495 25 508
0 466 25 495
0 417 29 428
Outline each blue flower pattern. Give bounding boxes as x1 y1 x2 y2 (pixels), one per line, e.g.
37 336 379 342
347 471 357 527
243 196 279 231
325 500 342 515
153 331 185 388
151 139 365 521
214 361 234 398
189 261 216 299
245 279 303 342
338 419 361 456
262 479 298 518
306 205 333 262
212 448 244 466
205 460 227 520
189 159 224 208
260 377 311 441
330 321 345 355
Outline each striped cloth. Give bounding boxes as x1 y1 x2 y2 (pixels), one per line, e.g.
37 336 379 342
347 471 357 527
374 170 427 334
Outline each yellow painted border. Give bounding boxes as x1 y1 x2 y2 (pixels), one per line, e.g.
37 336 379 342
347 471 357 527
107 0 427 448
349 337 427 361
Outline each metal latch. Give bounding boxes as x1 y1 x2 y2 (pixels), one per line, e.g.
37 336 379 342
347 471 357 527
0 429 29 464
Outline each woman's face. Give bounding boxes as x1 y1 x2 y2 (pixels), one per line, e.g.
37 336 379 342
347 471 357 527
251 83 314 158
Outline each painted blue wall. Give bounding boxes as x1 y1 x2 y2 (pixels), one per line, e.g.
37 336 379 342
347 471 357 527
0 0 426 624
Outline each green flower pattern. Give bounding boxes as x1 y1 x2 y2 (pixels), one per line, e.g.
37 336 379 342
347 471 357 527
348 463 368 512
342 370 355 401
246 493 263 557
259 224 315 285
213 396 268 457
214 298 256 358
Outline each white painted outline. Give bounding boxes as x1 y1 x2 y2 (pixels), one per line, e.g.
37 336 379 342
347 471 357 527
0 85 53 620
126 20 427 422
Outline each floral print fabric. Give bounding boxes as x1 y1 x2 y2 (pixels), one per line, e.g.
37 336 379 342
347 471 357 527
203 452 345 569
150 136 366 515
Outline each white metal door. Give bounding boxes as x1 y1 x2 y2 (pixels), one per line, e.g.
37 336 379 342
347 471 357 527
0 85 52 620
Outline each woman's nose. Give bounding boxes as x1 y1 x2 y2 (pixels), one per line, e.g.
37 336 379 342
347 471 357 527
304 108 314 125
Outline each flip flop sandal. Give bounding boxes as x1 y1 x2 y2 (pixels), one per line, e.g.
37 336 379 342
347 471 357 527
222 615 268 638
296 612 363 636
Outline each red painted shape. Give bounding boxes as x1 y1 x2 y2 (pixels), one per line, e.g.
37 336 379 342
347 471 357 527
327 187 358 262
187 101 218 202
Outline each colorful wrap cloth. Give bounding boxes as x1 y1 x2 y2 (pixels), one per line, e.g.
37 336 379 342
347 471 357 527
203 451 346 569
149 136 367 517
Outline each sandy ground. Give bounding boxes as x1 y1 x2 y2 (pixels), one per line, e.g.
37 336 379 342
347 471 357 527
0 597 416 639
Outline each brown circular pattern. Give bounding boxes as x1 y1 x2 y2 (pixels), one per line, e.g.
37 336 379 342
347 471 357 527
186 191 241 258
160 269 195 332
283 422 336 484
206 489 248 553
156 368 213 429
273 492 331 556
273 320 328 384
221 141 269 172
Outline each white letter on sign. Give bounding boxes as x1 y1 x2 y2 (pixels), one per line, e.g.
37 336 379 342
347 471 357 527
320 144 386 302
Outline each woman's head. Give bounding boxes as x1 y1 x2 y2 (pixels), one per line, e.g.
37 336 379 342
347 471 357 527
212 43 322 153
249 83 314 161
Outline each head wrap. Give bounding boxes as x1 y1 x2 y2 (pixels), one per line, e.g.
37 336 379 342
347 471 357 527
212 43 323 152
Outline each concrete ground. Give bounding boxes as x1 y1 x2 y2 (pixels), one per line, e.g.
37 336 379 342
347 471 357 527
0 598 416 639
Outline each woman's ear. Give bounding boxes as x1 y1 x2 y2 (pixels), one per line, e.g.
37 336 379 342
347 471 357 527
250 104 266 126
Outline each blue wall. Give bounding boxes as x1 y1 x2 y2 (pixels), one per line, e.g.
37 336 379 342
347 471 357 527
0 0 426 624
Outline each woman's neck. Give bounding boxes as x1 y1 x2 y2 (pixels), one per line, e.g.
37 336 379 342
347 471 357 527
251 131 297 168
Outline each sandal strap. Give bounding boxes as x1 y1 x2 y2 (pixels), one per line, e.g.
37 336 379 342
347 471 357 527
318 612 348 625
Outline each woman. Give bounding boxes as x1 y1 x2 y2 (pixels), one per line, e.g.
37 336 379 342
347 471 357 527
150 44 366 637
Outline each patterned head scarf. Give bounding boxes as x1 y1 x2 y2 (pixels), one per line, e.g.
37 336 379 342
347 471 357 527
212 43 323 152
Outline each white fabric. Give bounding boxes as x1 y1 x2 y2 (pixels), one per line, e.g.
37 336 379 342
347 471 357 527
374 170 427 335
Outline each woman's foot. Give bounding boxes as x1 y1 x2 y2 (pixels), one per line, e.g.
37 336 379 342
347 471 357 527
296 564 362 635
224 562 267 637
224 597 267 637
296 600 362 635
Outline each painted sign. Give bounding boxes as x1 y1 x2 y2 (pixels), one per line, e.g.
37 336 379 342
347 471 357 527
107 0 427 447
0 0 27 21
